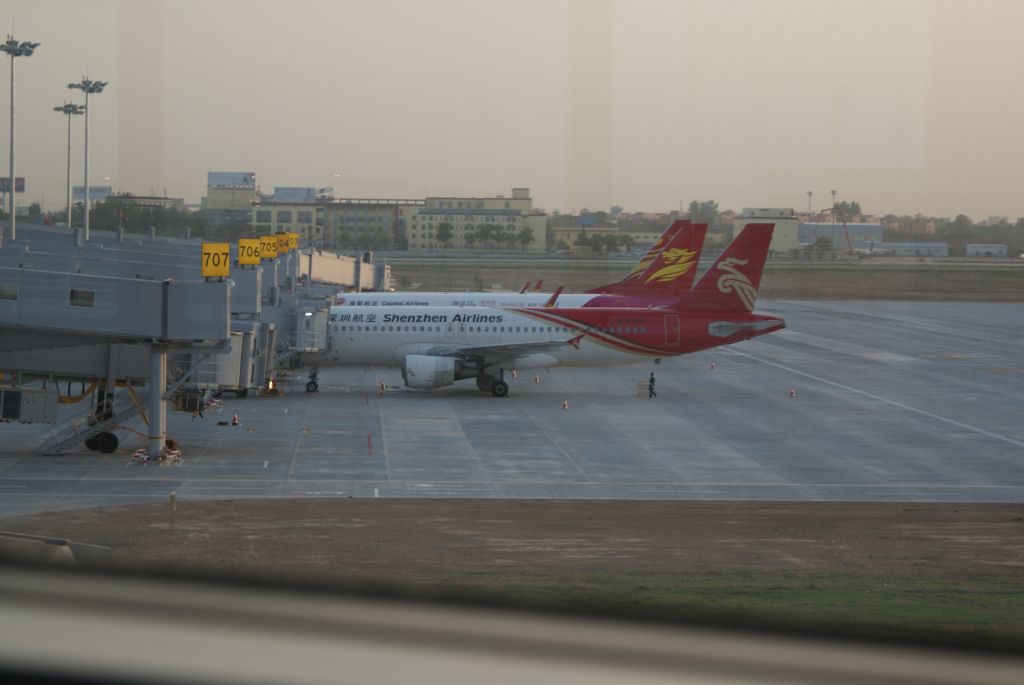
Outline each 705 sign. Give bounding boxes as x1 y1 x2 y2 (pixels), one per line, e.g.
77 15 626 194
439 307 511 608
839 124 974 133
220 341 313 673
201 242 231 278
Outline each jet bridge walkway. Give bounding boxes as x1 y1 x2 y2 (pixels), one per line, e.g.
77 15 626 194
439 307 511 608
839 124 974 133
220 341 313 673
0 265 230 459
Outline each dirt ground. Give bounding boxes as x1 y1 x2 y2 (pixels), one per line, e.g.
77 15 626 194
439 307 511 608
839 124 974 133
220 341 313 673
3 499 1021 580
5 499 1024 648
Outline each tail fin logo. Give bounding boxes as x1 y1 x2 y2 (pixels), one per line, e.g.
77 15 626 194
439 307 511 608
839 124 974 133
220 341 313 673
644 248 697 284
716 258 757 311
624 248 662 280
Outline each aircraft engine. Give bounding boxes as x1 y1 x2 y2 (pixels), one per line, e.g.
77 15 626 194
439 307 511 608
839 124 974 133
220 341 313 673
402 355 456 389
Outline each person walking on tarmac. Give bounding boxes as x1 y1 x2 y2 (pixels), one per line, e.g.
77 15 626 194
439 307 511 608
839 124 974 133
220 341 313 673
648 372 657 398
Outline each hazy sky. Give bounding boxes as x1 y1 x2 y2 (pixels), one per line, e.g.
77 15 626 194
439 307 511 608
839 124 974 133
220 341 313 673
4 0 1024 218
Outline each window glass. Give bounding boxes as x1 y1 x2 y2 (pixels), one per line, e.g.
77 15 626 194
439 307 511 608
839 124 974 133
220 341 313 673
69 289 95 308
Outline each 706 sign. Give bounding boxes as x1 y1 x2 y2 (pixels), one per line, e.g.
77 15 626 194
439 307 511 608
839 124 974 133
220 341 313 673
201 242 231 278
238 238 261 265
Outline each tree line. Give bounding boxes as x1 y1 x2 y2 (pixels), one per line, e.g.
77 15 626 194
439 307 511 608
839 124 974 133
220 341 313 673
433 222 535 251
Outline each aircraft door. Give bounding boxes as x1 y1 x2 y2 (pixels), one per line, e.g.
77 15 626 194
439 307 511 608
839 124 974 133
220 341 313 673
445 323 455 339
457 323 467 339
664 314 680 346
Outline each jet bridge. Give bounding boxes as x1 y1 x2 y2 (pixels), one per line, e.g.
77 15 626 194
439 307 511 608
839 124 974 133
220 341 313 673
0 265 230 459
1 224 385 457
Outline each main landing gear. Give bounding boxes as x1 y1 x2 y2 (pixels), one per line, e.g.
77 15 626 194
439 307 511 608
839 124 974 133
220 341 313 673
476 372 509 398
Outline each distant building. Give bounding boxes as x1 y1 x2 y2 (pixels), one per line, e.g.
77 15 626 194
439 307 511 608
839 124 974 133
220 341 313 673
323 200 412 250
249 186 546 252
252 201 323 243
799 222 884 251
548 226 664 253
252 196 421 250
72 186 113 203
269 187 317 203
406 188 546 252
882 242 948 257
204 171 257 230
106 193 186 212
735 208 799 254
966 243 1007 257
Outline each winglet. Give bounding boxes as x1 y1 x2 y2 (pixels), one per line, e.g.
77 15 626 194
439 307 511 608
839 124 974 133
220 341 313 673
567 334 584 349
544 286 564 308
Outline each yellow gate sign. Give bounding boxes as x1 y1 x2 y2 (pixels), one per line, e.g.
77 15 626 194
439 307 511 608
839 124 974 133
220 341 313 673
260 235 278 260
201 242 231 278
238 238 261 265
276 233 290 254
288 232 299 249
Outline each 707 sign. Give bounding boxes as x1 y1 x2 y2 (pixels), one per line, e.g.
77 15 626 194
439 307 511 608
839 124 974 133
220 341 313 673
201 242 231 278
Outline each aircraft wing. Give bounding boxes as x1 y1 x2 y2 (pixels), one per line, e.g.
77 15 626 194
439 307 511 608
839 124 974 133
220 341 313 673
424 336 581 362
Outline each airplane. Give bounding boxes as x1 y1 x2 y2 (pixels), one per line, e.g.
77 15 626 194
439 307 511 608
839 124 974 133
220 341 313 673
304 224 781 396
333 220 706 309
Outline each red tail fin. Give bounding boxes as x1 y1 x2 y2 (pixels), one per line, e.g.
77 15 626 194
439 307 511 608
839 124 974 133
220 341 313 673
674 223 774 313
586 219 687 294
585 219 688 294
519 282 530 294
532 280 543 292
631 222 707 293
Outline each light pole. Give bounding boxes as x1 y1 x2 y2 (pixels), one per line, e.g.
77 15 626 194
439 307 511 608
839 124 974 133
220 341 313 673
68 77 108 241
54 103 85 228
1 35 40 244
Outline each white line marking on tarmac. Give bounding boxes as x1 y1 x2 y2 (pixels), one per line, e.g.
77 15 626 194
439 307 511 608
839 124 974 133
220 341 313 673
726 348 1024 449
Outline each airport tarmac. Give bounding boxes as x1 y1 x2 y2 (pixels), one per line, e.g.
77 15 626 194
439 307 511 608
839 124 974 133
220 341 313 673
1 299 1022 517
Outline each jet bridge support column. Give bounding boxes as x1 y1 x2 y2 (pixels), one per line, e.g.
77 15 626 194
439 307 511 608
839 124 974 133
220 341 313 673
147 344 167 458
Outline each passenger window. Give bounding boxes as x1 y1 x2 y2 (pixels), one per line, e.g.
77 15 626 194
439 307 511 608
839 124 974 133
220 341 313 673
69 288 95 308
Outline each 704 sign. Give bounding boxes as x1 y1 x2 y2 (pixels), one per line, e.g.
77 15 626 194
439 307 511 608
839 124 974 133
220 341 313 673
201 242 231 278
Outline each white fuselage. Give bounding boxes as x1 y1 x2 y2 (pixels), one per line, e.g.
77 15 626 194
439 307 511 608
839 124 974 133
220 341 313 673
305 305 659 370
335 292 597 308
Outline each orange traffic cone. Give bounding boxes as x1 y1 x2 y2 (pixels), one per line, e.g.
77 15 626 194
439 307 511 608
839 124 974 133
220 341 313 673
231 413 240 425
534 374 540 383
788 388 796 398
562 400 568 411
710 362 715 370
512 369 517 379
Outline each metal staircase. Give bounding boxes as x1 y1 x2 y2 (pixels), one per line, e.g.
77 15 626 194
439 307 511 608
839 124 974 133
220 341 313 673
39 386 147 455
38 352 217 455
274 335 298 367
